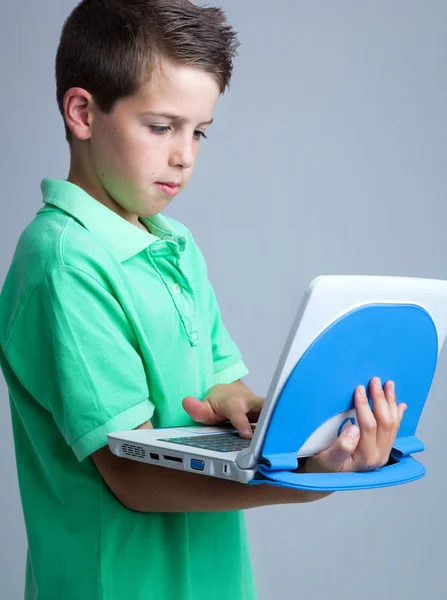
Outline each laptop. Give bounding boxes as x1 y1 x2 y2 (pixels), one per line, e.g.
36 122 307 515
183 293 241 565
108 275 447 490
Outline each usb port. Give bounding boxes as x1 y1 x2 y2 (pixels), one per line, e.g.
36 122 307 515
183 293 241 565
149 453 159 460
190 459 205 471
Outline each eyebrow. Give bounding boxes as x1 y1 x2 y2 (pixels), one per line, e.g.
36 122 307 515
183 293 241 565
142 112 214 126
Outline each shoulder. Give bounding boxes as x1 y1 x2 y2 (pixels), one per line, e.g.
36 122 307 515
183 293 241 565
0 210 119 346
15 207 121 284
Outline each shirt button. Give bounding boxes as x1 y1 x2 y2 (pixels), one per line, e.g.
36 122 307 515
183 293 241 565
172 283 181 294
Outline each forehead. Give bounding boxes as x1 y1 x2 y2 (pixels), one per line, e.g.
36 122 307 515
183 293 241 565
124 60 221 120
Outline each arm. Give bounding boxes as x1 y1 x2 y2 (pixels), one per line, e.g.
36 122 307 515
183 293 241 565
91 419 331 513
92 380 332 512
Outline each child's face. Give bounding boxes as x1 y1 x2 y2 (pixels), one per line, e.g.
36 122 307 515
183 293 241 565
85 60 220 218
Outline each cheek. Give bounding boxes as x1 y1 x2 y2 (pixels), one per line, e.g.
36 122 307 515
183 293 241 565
92 128 127 176
94 128 152 180
123 131 164 173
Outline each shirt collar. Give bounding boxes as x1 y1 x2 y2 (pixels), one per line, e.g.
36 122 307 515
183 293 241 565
40 178 185 262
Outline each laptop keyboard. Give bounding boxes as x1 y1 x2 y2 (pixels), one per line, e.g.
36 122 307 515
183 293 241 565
158 432 251 453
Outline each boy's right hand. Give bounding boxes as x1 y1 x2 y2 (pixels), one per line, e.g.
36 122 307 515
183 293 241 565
182 380 263 439
305 377 407 475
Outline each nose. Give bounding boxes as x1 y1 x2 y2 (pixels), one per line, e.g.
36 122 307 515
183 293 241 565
168 136 196 170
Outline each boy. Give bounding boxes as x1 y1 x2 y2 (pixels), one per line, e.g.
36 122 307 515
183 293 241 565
0 1 406 599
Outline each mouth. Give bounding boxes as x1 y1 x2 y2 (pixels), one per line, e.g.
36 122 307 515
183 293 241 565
154 182 181 197
158 181 181 187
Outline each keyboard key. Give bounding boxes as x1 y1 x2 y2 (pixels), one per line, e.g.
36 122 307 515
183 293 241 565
158 432 251 453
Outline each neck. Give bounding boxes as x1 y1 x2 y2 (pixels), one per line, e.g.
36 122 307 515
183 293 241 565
67 147 141 229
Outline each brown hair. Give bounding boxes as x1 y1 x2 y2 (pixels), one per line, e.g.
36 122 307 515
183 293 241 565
55 0 240 142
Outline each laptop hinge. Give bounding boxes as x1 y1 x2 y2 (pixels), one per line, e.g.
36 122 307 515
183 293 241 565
261 452 298 472
391 435 425 459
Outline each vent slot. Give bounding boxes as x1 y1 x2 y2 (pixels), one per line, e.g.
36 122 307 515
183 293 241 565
122 443 146 459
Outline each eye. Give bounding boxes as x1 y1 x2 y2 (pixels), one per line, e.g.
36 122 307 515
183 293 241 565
149 125 208 140
150 125 171 134
194 130 208 140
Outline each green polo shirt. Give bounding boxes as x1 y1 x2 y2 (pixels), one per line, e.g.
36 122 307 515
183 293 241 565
0 178 257 600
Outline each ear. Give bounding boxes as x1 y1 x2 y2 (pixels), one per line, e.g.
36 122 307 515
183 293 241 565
63 87 94 141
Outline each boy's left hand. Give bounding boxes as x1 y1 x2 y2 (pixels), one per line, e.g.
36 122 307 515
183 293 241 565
305 377 407 474
182 381 263 439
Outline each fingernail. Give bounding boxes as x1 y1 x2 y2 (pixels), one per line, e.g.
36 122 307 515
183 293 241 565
345 425 360 438
375 377 382 387
390 381 395 393
242 429 253 438
357 385 366 396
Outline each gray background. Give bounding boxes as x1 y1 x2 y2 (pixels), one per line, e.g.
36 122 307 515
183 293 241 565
1 1 446 598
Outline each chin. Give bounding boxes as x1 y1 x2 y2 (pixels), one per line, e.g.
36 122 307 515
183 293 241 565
139 200 170 218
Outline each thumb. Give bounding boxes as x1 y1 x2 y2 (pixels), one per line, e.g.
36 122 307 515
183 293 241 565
306 425 361 473
182 396 217 424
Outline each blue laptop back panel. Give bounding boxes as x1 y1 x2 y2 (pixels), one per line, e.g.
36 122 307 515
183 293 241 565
250 304 438 491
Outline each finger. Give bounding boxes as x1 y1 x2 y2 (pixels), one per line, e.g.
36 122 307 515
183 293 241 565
397 401 407 422
371 378 398 453
224 396 256 438
307 425 361 473
384 380 399 421
223 395 264 438
383 379 401 433
352 383 378 461
182 396 218 425
370 377 393 423
239 394 264 416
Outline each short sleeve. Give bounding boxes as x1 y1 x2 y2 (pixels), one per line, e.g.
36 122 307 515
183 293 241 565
3 266 154 461
207 280 249 386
